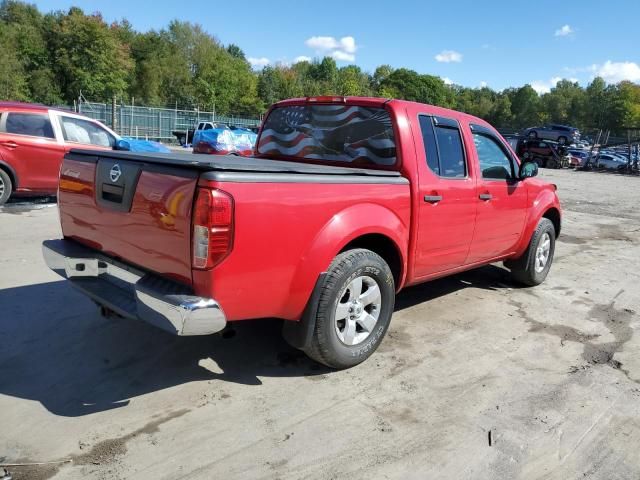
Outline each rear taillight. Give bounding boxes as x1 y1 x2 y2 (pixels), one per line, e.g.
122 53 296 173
192 187 234 269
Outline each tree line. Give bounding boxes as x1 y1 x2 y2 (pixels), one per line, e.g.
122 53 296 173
2 0 640 132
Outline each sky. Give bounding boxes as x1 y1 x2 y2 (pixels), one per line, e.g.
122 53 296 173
33 0 640 92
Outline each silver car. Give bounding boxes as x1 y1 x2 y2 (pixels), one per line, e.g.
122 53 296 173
523 124 580 145
595 153 627 169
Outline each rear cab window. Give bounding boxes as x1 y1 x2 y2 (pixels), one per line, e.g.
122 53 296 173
418 115 467 178
1 112 55 139
257 104 397 168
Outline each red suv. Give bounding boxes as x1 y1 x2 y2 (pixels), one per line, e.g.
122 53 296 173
0 102 122 205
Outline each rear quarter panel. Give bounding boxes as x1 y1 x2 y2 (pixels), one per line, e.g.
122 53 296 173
194 179 411 321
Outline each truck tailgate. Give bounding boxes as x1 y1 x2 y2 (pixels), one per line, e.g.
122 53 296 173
58 152 198 286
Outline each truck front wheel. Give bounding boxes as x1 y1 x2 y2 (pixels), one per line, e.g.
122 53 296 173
305 249 395 369
506 218 556 286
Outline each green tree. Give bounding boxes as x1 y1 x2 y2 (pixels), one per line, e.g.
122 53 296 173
380 68 450 106
509 85 540 128
47 7 134 102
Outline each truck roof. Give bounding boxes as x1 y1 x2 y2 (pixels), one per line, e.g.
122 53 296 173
272 96 493 130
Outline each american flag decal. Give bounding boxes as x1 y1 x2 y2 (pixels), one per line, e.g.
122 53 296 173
258 105 397 166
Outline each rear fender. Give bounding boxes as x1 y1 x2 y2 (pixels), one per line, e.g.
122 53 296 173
282 203 409 320
513 189 561 258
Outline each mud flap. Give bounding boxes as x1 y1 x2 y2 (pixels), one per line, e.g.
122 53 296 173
282 273 327 350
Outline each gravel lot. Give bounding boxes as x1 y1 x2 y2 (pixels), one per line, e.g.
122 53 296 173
1 169 639 480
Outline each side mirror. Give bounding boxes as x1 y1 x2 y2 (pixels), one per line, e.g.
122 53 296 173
114 139 131 151
519 161 539 179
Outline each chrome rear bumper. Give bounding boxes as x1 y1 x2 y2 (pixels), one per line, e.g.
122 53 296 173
42 239 226 336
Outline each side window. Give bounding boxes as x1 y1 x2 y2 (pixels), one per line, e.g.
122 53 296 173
473 133 515 180
419 115 467 178
3 112 55 139
203 124 213 130
60 117 114 147
539 142 547 148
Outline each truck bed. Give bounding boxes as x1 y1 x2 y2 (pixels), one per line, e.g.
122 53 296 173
58 149 409 302
66 149 403 177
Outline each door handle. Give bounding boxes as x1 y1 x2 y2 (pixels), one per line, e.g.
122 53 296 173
0 141 18 149
424 195 443 203
479 193 493 201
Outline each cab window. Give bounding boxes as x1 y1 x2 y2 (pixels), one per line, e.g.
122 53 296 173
473 133 516 180
60 116 114 147
419 115 467 178
2 112 55 139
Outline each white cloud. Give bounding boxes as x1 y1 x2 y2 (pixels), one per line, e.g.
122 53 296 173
591 61 640 83
530 76 578 94
435 50 462 63
554 24 574 37
294 55 312 63
304 35 358 62
247 57 270 69
330 50 355 62
530 81 551 94
442 77 453 85
480 81 488 88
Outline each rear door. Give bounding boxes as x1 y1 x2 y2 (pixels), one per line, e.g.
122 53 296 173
0 110 65 191
467 125 527 262
412 114 477 277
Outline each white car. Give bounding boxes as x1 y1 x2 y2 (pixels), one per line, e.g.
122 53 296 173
595 153 627 170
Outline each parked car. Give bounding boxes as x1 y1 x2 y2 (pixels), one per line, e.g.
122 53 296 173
0 101 169 205
523 124 580 145
515 138 570 168
567 149 591 167
595 153 628 170
192 128 257 156
43 96 561 369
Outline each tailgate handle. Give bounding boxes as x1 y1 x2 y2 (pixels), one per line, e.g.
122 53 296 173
102 183 124 203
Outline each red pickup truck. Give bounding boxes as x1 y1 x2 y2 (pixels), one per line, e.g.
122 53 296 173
43 96 561 368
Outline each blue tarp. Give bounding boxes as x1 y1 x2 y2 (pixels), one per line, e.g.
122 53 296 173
122 137 171 153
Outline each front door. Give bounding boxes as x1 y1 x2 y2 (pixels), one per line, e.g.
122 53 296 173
413 114 478 278
467 126 527 263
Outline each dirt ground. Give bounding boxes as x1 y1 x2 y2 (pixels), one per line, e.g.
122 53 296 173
1 168 639 480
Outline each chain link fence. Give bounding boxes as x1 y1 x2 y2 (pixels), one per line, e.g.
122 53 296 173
73 100 262 144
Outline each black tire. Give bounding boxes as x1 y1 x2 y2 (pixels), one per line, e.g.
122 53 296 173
533 157 545 168
506 218 556 286
305 249 395 369
557 136 567 145
0 169 12 206
546 158 558 169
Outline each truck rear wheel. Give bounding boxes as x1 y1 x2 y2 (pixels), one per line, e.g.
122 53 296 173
506 218 555 286
0 169 12 205
305 248 395 369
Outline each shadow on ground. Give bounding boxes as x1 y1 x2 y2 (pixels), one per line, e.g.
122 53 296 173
0 265 520 417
